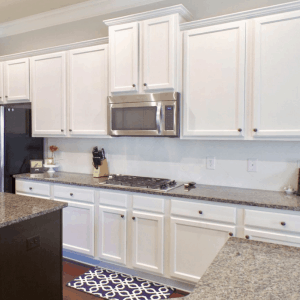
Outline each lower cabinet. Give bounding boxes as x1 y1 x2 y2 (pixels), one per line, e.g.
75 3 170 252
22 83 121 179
98 205 127 265
132 211 164 275
170 217 236 283
58 200 95 256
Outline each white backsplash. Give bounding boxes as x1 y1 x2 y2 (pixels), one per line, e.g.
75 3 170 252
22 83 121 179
46 137 300 191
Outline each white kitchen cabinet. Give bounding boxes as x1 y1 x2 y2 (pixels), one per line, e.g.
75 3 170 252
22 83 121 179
15 180 51 199
170 217 236 283
132 211 164 275
56 199 95 256
3 58 30 102
252 10 300 138
68 45 108 136
30 52 67 136
0 62 4 103
98 205 127 265
109 22 139 93
182 21 246 138
142 15 176 91
109 15 177 94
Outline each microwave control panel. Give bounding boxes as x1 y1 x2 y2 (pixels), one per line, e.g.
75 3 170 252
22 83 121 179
165 106 174 130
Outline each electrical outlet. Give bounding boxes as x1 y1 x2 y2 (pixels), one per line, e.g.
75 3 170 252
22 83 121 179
206 157 216 170
26 235 40 251
247 159 257 172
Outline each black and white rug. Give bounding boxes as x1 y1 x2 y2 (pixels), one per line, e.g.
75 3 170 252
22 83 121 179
67 267 175 300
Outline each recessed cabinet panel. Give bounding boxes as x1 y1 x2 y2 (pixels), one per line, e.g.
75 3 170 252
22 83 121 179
4 58 30 102
143 15 175 91
69 45 108 136
170 217 235 283
98 206 127 265
110 22 139 93
0 62 4 103
253 11 300 138
183 21 246 138
31 52 67 136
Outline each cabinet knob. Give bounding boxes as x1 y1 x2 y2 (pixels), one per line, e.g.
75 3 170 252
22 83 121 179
229 232 233 237
144 83 147 86
29 187 32 190
132 217 136 220
121 215 124 218
70 193 73 196
253 128 258 132
132 84 136 87
61 129 64 132
238 128 242 132
199 210 203 215
5 96 8 98
69 129 72 132
0 96 2 99
281 221 286 226
245 235 250 239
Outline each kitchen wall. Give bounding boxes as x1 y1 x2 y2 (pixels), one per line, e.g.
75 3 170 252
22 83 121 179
1 0 299 192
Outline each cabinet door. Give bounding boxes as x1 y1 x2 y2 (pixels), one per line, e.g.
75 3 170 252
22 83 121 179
30 52 67 136
98 206 127 265
110 22 139 93
4 58 29 102
142 15 175 91
252 11 300 138
170 217 235 283
56 199 95 256
0 62 4 103
132 211 164 275
69 45 108 136
183 21 246 138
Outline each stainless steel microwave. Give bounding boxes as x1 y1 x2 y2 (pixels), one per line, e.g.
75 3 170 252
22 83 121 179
108 92 179 137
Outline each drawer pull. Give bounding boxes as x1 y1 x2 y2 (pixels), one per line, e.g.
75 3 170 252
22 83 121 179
229 232 233 237
199 210 203 215
245 235 250 239
29 187 32 190
132 217 136 220
70 193 73 196
121 215 124 218
281 222 286 226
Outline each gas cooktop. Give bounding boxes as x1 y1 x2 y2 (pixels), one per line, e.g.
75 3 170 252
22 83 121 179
99 174 182 192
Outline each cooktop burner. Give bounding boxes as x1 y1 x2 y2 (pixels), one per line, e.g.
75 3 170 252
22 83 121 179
100 174 181 192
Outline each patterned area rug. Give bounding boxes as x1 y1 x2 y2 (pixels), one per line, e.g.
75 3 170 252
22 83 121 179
67 267 175 300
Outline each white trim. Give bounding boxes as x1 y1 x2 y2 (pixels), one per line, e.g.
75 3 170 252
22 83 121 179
180 0 300 31
103 4 194 26
0 0 168 38
0 37 108 62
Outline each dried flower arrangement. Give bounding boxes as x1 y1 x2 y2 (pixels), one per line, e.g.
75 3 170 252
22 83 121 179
49 145 59 163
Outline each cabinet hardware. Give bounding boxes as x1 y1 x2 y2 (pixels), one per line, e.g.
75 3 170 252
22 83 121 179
0 96 2 99
121 215 124 218
280 222 286 226
229 232 233 237
69 129 72 132
5 96 8 98
199 210 203 215
132 84 136 87
70 193 73 196
61 129 64 132
29 187 32 190
132 217 136 220
144 83 147 86
253 128 258 132
245 235 250 239
238 128 242 132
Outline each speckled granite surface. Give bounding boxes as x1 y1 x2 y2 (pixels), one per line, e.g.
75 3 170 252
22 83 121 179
182 237 300 299
0 192 68 229
14 172 300 211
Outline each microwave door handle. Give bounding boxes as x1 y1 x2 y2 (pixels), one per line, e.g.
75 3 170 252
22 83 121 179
156 103 162 134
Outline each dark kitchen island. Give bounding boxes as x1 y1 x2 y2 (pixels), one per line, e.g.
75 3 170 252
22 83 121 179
0 192 68 300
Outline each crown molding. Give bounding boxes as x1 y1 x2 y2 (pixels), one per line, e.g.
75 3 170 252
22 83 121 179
103 4 194 26
0 0 167 38
0 37 108 62
180 0 300 31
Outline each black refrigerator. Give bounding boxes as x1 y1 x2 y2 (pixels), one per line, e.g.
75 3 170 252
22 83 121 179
0 104 44 193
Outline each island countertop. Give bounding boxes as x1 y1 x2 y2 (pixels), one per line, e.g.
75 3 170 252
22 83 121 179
184 237 300 299
13 172 300 211
0 192 68 229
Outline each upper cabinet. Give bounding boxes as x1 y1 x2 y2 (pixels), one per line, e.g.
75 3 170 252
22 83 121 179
31 52 67 137
108 14 184 94
68 45 108 136
252 10 300 139
182 21 246 139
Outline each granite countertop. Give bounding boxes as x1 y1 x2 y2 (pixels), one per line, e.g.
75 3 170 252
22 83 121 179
0 192 68 229
14 172 300 211
183 237 300 299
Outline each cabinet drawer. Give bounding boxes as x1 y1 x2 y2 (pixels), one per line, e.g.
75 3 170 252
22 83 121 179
245 209 300 234
133 195 164 213
16 180 50 197
171 200 236 224
54 185 94 203
99 190 128 207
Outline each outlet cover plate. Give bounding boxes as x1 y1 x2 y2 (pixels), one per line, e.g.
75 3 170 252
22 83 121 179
206 157 216 170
